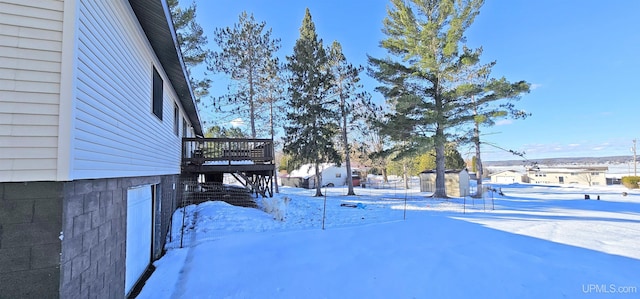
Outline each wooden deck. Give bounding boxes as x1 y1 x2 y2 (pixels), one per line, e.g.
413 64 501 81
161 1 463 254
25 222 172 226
181 138 275 197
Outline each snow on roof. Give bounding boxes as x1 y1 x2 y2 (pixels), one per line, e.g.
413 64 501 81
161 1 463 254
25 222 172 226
528 166 608 173
491 170 522 176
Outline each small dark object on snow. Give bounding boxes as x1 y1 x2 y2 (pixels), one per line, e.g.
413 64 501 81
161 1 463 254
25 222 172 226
622 192 628 197
584 194 590 200
597 195 600 200
340 203 366 209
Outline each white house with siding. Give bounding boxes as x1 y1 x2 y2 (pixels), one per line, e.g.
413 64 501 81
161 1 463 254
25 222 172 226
0 0 202 297
525 166 608 186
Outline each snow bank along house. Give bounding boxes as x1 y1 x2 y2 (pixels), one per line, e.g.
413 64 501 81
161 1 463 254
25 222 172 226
0 0 202 297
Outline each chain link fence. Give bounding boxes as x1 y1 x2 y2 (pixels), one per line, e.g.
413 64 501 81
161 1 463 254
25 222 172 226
168 178 261 248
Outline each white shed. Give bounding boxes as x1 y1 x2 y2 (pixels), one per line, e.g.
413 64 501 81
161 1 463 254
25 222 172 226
419 169 470 197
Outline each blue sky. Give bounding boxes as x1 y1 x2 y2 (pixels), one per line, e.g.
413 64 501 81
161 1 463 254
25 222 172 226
191 0 640 161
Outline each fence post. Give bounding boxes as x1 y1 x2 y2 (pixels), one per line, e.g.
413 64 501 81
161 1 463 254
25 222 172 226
322 187 328 230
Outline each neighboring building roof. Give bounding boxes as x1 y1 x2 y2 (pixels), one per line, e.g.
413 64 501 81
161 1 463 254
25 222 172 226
129 0 203 136
527 166 609 173
491 170 522 176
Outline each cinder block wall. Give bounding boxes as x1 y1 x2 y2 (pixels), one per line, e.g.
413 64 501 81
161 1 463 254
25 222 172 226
59 178 128 299
0 175 178 298
0 182 63 299
59 175 177 298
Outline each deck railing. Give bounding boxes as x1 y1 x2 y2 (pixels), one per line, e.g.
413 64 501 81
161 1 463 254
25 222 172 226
182 138 274 166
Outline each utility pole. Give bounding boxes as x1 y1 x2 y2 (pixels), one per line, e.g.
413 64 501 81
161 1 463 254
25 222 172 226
633 139 637 176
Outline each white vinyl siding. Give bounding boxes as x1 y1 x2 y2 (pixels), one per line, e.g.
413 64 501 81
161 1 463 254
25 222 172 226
1 0 196 182
71 0 186 179
0 0 63 181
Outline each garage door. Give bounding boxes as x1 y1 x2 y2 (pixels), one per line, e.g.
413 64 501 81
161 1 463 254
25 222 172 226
496 177 515 184
125 185 152 295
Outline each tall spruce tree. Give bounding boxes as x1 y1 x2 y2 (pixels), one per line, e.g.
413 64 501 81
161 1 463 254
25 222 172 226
284 8 340 197
210 12 281 138
369 0 484 198
327 41 367 196
262 58 287 193
460 62 530 197
168 0 213 103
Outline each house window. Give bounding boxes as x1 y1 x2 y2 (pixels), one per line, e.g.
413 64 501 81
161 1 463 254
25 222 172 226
174 103 179 136
591 172 599 176
152 67 163 120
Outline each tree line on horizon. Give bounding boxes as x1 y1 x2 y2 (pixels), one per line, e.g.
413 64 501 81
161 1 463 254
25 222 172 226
168 0 531 198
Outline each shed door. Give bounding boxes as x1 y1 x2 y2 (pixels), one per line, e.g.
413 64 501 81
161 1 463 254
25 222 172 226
125 185 153 295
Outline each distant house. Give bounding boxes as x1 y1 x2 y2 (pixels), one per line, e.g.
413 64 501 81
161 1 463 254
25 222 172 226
525 166 608 186
281 163 358 189
0 1 202 298
419 169 470 197
490 170 525 184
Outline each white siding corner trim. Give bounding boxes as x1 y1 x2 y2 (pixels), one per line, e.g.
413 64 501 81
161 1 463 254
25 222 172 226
57 0 79 181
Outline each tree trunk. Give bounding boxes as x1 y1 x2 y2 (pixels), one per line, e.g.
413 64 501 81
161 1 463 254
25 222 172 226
314 162 323 197
269 97 279 194
249 70 256 138
382 167 388 183
474 119 483 198
433 83 447 198
433 127 447 198
341 94 355 196
402 160 409 189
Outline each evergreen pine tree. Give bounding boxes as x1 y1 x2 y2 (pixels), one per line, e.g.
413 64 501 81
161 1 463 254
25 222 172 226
327 41 367 196
284 8 340 197
369 0 484 198
167 0 212 103
210 12 281 138
459 60 530 197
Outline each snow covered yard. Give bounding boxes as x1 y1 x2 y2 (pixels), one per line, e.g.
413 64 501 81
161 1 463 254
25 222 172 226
137 184 640 299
